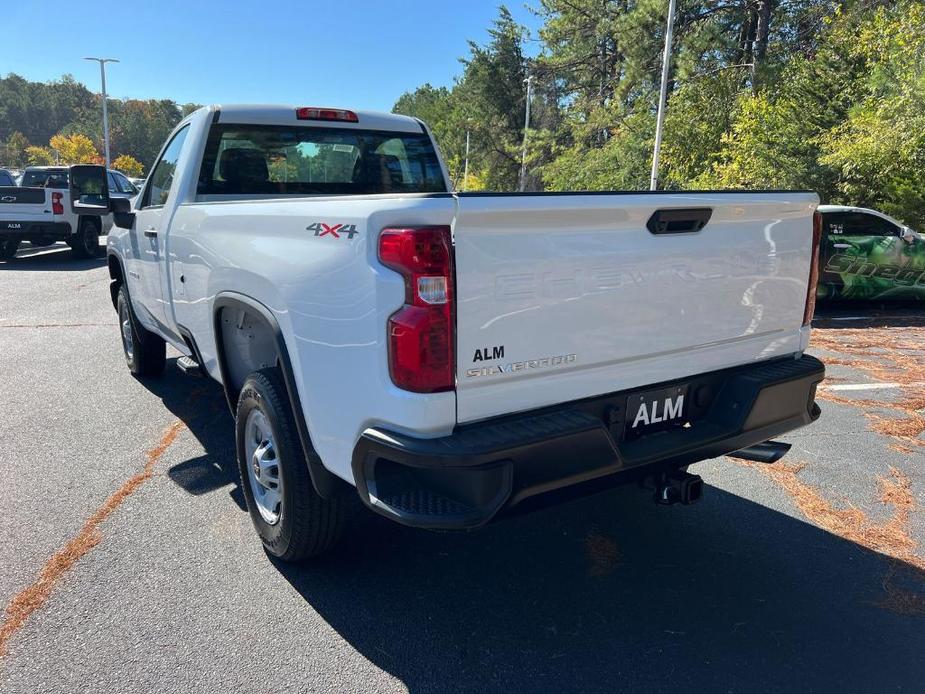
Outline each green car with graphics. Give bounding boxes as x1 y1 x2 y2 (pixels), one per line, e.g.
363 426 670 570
817 205 925 301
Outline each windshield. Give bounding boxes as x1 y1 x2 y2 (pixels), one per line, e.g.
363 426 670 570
197 125 447 196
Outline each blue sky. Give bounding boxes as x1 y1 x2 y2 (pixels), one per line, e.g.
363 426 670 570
2 1 543 111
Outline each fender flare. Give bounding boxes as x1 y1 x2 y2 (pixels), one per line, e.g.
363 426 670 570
212 293 342 499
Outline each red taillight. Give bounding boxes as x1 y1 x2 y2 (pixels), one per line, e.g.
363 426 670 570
296 107 359 123
52 192 63 215
803 211 823 326
379 226 454 393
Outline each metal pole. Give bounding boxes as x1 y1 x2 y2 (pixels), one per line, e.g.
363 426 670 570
519 75 534 192
84 58 119 169
100 61 110 170
463 129 471 192
649 0 676 191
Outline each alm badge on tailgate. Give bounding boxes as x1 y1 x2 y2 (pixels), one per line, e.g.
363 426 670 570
625 384 688 439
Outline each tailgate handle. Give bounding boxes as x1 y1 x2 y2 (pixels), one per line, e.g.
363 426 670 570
647 207 712 235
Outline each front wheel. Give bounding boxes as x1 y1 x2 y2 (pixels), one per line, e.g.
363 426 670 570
0 239 19 260
116 284 166 377
70 218 101 259
236 368 345 561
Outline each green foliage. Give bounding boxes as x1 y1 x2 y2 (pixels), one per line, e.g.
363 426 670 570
393 6 537 190
697 1 925 226
1 131 29 168
817 2 925 226
108 99 193 170
659 71 744 188
542 107 656 191
455 5 531 190
395 0 925 233
392 83 465 182
0 74 96 148
0 72 197 171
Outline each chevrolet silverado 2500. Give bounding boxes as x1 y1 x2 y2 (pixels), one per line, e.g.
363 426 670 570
0 165 132 259
101 104 825 561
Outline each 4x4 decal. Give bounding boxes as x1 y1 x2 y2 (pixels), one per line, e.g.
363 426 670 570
307 222 359 239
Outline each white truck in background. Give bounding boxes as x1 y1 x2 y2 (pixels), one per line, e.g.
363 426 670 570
95 104 825 562
0 166 136 260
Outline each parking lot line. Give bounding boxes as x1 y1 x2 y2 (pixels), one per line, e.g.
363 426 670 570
822 382 925 392
825 383 902 391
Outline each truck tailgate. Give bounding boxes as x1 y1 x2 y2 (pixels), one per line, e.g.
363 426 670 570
0 187 50 217
453 192 818 423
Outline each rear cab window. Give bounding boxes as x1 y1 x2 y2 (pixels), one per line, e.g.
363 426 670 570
196 125 447 197
21 170 68 188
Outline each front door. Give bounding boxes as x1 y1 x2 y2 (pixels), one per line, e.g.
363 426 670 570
131 125 190 331
819 211 909 299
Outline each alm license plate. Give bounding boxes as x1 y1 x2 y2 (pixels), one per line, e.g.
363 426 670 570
624 384 689 440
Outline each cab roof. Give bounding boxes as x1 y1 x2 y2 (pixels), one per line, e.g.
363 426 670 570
209 104 426 134
818 204 908 228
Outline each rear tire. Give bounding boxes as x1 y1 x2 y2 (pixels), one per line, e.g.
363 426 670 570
0 239 19 260
70 218 101 259
117 284 166 377
236 368 345 562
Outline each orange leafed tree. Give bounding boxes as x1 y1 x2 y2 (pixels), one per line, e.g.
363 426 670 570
49 133 99 164
112 154 143 177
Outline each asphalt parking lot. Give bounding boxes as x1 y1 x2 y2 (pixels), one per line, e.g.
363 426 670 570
1 244 923 693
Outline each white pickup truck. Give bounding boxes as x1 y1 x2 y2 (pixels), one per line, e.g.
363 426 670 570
0 166 135 260
101 104 825 562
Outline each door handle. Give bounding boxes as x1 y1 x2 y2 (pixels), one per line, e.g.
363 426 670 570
646 207 713 235
833 243 851 249
144 228 158 238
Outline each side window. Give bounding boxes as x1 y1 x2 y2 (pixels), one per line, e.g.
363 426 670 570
108 172 119 194
0 171 12 186
142 125 191 208
842 212 899 236
823 213 846 235
114 172 136 194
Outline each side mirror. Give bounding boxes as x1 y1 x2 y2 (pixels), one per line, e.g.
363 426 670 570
901 227 916 244
69 165 110 213
111 196 136 229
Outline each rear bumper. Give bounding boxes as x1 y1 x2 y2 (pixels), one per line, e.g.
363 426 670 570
352 354 825 529
0 221 72 240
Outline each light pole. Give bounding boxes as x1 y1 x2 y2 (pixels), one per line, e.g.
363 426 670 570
518 74 534 192
463 118 473 192
649 0 676 191
84 57 119 170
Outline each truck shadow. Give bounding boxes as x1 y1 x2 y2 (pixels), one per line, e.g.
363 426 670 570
0 243 106 271
136 360 245 511
274 488 925 693
139 362 925 692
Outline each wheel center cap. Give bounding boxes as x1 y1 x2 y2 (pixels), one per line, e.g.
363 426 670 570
252 456 261 480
